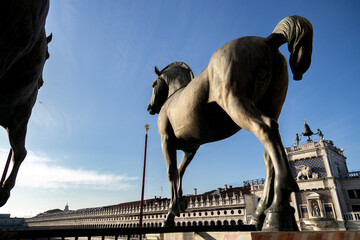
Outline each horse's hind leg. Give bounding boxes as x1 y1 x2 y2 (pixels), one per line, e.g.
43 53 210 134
0 124 28 207
218 96 298 231
250 149 274 230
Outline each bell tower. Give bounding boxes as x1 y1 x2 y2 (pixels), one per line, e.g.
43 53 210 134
284 121 360 231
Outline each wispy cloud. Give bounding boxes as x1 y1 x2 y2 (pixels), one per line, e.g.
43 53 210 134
0 149 137 191
30 102 76 134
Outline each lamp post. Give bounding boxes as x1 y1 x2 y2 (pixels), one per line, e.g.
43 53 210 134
139 124 149 228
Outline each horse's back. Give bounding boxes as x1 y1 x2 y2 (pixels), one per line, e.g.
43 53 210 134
208 36 285 104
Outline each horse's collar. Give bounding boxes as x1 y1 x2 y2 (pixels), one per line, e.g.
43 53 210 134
167 86 186 101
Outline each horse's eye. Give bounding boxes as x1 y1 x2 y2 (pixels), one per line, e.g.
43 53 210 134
152 81 157 87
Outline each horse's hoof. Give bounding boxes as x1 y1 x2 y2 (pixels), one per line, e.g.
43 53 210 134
250 211 266 231
179 196 188 212
163 213 175 227
0 188 10 207
261 206 298 231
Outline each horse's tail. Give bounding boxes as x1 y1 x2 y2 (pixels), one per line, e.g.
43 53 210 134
267 15 313 80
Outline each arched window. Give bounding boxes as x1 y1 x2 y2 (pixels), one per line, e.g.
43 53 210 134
210 221 215 226
230 220 236 226
192 221 197 226
216 220 222 226
224 220 229 226
204 221 209 226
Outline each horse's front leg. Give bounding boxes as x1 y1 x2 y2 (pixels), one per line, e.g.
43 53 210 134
161 135 180 227
177 148 198 212
0 123 28 207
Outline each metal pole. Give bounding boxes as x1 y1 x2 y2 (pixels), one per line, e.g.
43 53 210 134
139 124 149 228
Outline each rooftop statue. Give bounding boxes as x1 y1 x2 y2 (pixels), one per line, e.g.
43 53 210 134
147 15 313 231
0 0 51 207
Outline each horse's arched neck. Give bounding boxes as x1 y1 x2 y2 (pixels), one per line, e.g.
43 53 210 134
166 79 189 98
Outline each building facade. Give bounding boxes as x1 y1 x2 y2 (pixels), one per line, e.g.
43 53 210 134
0 214 27 230
284 139 360 230
26 185 257 229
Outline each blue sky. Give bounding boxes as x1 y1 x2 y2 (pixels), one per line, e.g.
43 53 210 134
1 0 360 217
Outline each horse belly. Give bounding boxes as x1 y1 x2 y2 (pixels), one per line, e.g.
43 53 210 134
172 102 240 147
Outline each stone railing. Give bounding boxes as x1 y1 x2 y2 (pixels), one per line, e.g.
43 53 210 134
342 171 360 179
344 212 360 221
285 140 345 156
285 141 322 153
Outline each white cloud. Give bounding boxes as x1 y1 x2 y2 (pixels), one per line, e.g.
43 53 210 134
0 149 137 191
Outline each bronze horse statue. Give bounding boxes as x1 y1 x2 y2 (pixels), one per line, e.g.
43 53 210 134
148 15 313 231
0 0 51 207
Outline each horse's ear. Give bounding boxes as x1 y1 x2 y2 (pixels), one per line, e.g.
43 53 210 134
155 66 161 76
47 33 53 43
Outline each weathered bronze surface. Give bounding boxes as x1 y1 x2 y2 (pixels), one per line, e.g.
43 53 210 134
148 16 313 231
0 0 51 207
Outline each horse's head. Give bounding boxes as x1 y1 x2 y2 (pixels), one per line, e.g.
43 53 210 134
147 62 194 115
147 66 169 115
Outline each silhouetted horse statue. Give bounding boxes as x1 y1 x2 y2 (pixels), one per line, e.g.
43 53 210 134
0 0 51 207
148 16 313 231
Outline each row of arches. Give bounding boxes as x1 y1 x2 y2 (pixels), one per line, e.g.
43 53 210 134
77 219 243 229
182 209 242 217
177 219 243 227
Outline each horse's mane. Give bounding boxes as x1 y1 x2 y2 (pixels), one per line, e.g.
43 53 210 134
161 62 194 80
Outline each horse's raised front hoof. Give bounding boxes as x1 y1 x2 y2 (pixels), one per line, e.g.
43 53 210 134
179 196 188 212
261 206 298 231
250 211 266 231
163 213 175 227
0 188 10 207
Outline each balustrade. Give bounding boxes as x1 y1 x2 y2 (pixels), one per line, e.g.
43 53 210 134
344 212 360 221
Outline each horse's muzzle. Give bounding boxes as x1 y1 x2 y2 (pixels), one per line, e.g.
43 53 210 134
147 104 156 115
